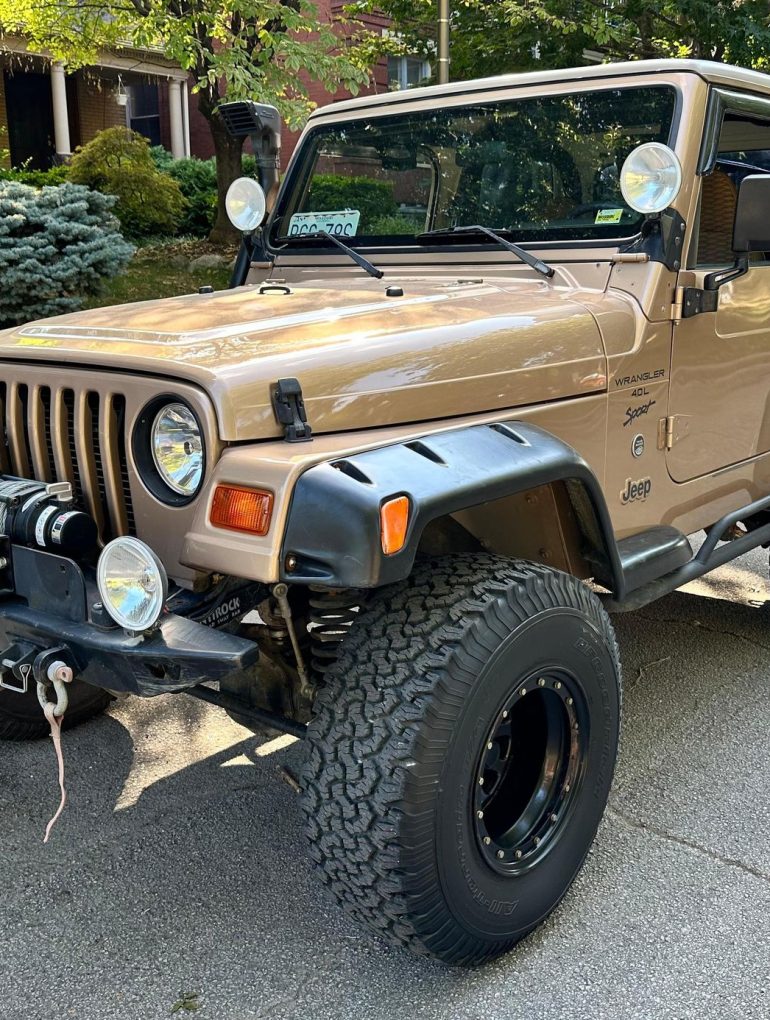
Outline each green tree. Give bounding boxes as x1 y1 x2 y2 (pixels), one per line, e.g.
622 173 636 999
1 1 369 241
350 0 770 81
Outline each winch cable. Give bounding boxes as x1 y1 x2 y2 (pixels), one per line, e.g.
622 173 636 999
36 667 72 843
42 699 66 844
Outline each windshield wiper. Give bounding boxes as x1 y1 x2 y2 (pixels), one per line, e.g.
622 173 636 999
279 231 384 279
417 225 554 278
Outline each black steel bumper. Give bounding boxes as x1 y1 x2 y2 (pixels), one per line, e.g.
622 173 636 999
0 546 259 697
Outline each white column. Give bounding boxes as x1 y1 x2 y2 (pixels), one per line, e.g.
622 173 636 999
181 80 191 158
50 63 71 159
168 79 185 158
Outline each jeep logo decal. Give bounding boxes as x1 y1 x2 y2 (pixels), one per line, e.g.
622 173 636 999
620 476 652 504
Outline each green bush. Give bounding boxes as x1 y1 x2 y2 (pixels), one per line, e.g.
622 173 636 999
68 128 185 238
0 181 134 327
151 147 217 236
0 164 70 187
368 212 425 235
305 174 397 233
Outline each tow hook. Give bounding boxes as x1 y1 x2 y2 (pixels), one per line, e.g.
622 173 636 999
36 659 74 718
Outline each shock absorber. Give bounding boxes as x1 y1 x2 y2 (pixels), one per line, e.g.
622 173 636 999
307 587 361 680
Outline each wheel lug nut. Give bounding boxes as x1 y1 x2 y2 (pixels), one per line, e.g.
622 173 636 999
502 710 508 719
533 836 541 847
487 741 493 750
564 783 571 793
550 813 558 823
478 777 484 786
566 697 573 705
538 677 545 687
483 836 491 845
477 810 484 819
520 688 527 696
515 849 523 859
496 850 504 859
554 681 562 690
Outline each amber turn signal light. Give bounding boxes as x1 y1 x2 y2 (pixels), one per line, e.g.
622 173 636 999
380 495 410 555
210 485 274 535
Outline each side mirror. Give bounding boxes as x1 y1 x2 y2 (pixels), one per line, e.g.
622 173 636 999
733 174 770 252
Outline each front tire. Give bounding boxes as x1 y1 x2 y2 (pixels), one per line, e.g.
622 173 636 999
302 554 622 965
0 679 112 741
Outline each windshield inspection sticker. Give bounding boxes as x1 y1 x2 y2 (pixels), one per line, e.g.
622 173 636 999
595 208 624 224
287 209 361 237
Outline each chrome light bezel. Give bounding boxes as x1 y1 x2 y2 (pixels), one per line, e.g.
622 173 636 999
133 397 206 506
96 536 169 633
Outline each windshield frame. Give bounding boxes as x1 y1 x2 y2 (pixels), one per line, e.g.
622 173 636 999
266 80 683 259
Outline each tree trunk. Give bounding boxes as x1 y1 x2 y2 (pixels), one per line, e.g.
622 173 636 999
198 92 244 245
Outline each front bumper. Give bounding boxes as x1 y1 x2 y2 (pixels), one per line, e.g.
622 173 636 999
0 546 259 697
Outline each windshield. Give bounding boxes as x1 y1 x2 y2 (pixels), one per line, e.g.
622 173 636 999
273 85 677 247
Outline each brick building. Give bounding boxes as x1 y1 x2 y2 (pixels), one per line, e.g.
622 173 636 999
1 4 427 172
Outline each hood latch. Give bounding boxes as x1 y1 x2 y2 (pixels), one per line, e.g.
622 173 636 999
271 377 313 443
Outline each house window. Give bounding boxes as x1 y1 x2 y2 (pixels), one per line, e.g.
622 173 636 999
387 55 431 91
129 83 161 145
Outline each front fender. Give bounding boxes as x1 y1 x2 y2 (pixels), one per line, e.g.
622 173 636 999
280 422 624 596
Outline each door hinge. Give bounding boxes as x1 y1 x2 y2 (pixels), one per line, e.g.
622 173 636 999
671 285 720 321
657 415 690 450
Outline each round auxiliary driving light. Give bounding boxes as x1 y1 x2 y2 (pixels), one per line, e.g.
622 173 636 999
620 142 682 215
97 537 168 633
225 177 267 233
151 402 204 497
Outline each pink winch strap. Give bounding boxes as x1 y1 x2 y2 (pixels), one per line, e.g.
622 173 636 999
43 701 67 844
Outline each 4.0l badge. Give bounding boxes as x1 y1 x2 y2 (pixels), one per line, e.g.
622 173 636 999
620 476 652 504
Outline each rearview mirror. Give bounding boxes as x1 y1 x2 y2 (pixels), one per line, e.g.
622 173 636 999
733 175 770 252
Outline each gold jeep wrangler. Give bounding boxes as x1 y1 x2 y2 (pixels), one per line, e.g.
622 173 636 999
2 58 769 965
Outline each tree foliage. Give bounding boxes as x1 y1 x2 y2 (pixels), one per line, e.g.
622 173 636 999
350 0 770 81
0 0 370 239
0 182 134 327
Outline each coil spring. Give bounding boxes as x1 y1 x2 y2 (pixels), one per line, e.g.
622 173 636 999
308 587 360 679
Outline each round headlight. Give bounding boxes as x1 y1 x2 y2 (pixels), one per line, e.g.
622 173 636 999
97 537 168 632
620 142 682 214
225 177 267 233
151 403 204 497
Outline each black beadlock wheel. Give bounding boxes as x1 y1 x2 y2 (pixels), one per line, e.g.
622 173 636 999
302 554 622 966
0 680 112 741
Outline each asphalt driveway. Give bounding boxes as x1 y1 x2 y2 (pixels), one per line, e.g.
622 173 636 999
2 549 769 1019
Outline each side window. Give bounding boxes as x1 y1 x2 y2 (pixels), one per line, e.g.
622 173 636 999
694 109 770 267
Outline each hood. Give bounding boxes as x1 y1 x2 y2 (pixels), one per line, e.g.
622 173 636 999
0 276 608 441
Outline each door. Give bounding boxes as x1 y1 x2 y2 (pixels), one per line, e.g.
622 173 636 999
667 91 770 483
4 71 55 169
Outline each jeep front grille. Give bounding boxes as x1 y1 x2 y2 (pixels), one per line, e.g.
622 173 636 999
0 380 136 543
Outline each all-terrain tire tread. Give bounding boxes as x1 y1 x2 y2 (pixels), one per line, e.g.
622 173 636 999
301 553 621 965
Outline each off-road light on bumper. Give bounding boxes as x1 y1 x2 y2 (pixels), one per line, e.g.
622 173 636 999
96 537 168 632
210 484 274 535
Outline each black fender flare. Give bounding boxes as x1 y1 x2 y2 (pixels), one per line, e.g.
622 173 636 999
279 422 625 597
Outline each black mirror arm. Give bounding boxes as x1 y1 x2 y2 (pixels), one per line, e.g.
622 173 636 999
704 254 749 292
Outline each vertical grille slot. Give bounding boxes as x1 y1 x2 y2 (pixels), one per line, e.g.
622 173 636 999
62 390 83 503
114 396 137 536
88 391 111 537
0 383 9 473
41 387 57 481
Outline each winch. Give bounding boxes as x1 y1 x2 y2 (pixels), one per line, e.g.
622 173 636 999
0 477 98 557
